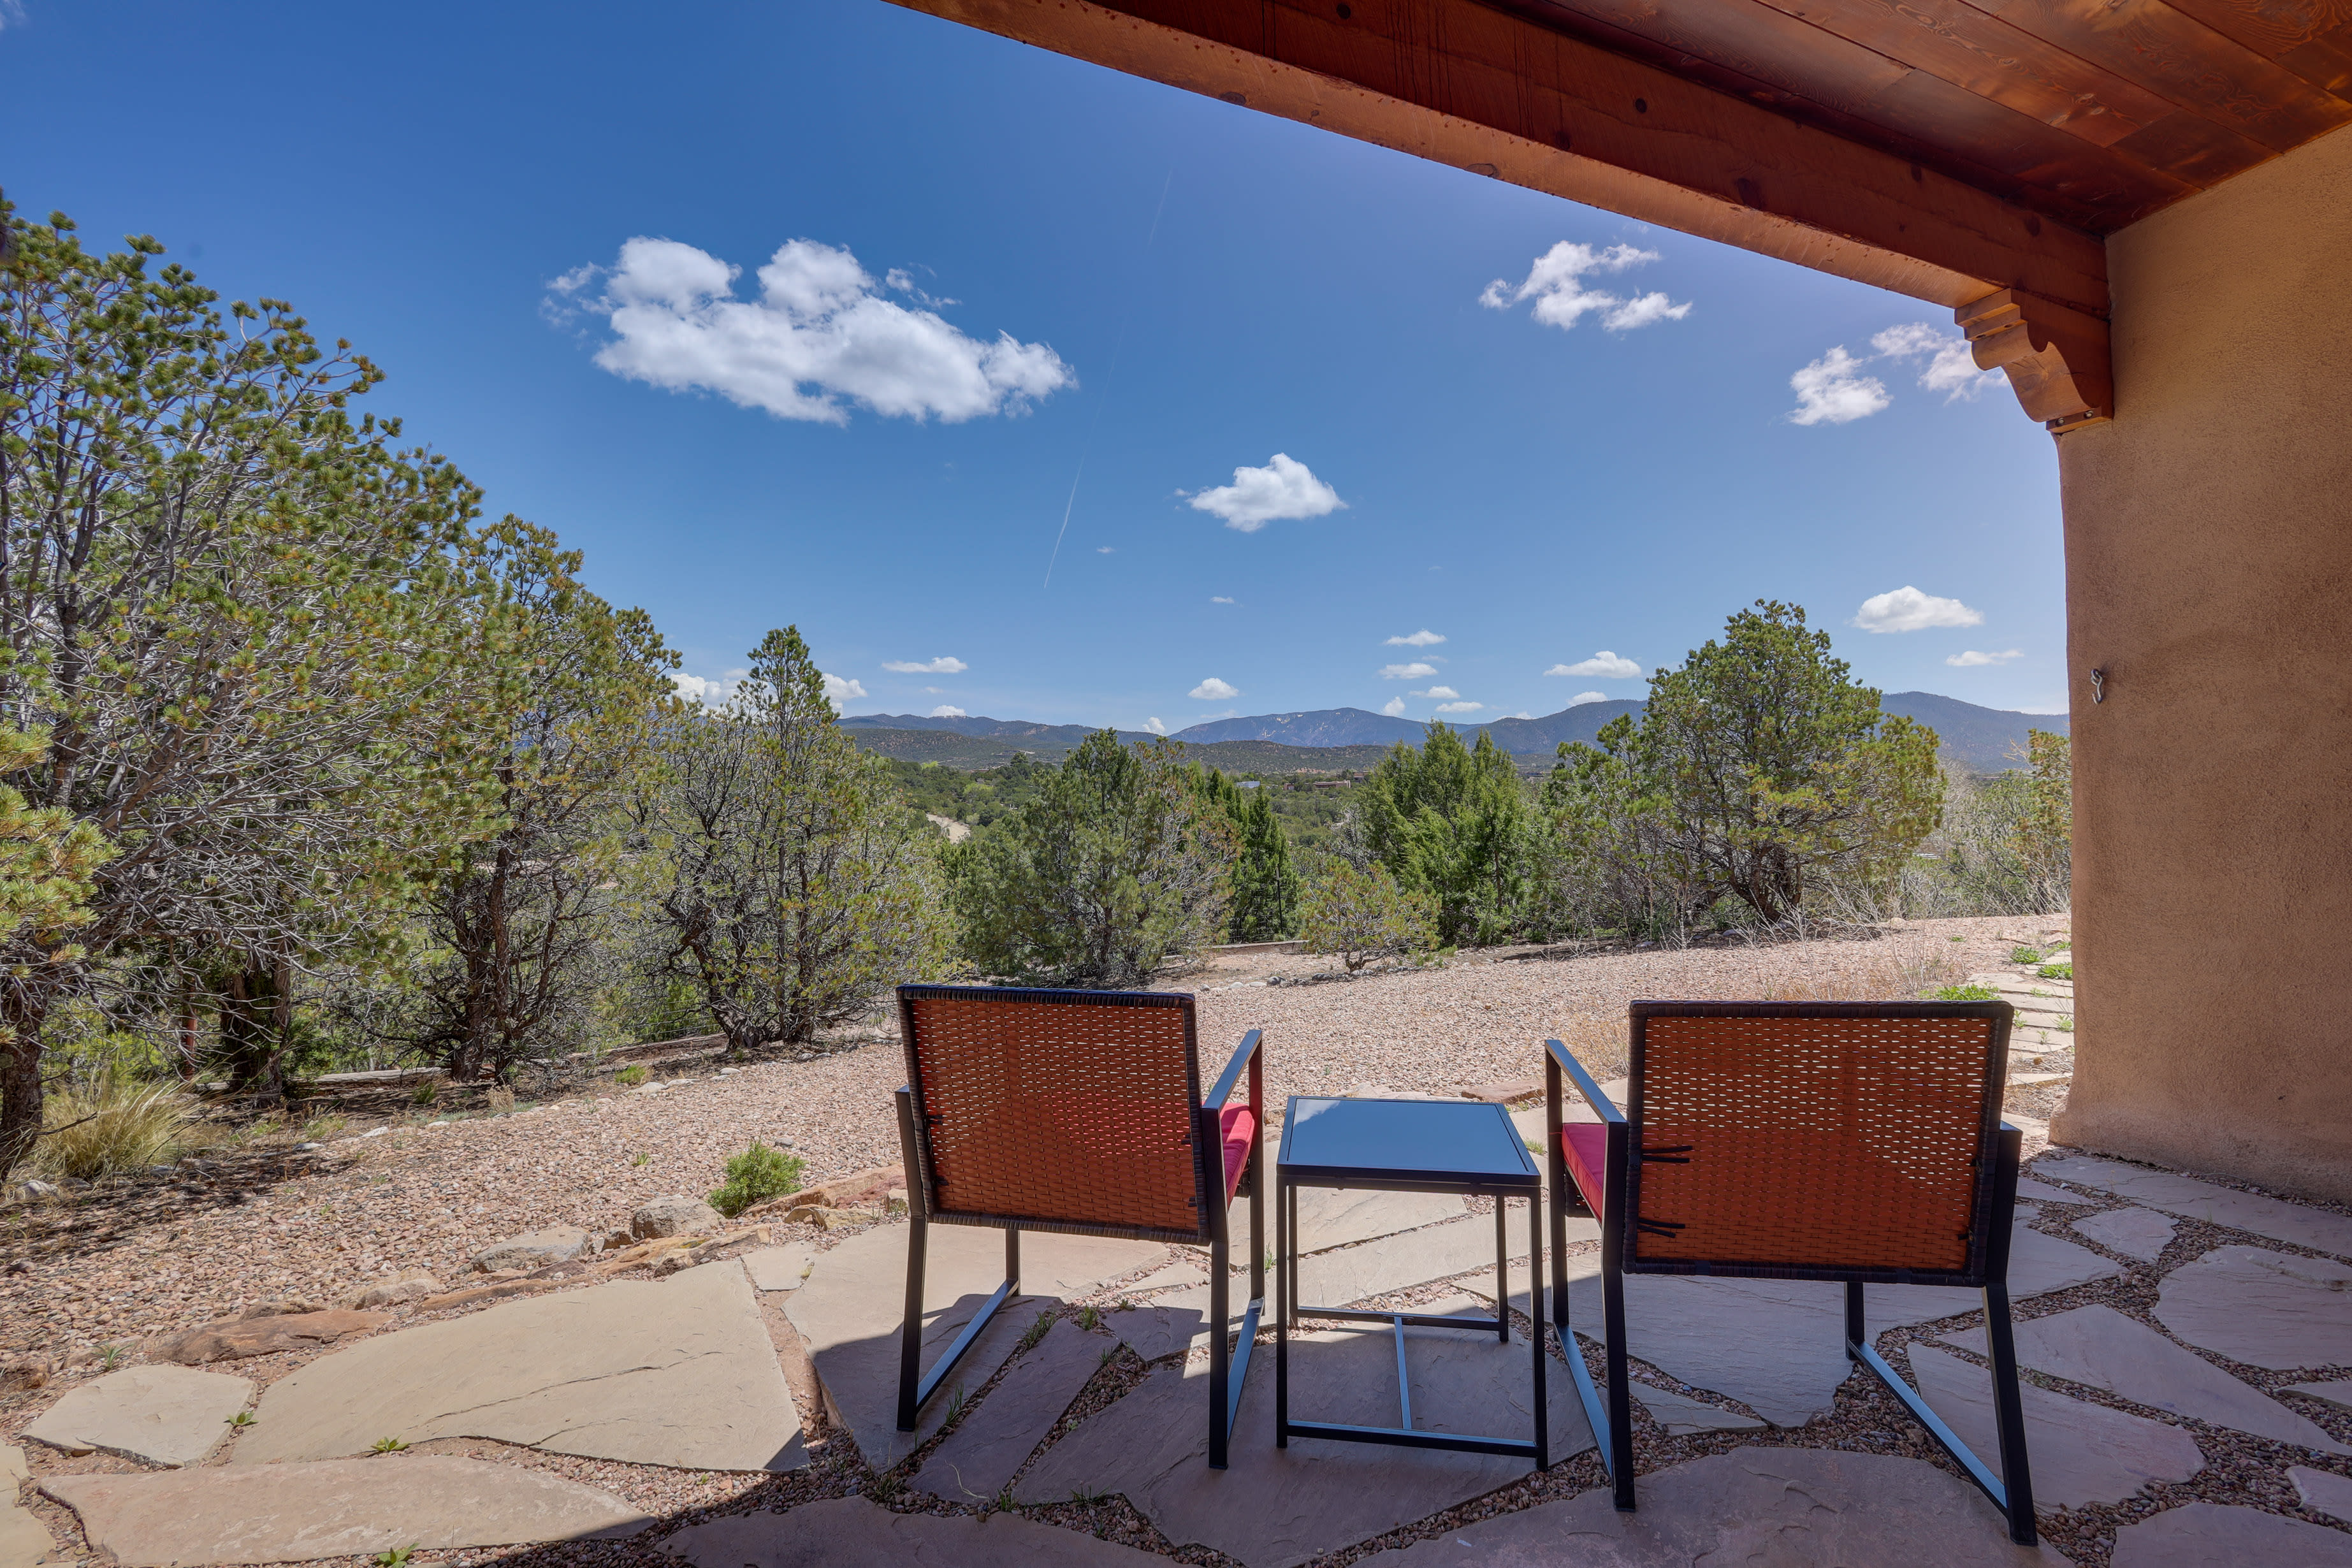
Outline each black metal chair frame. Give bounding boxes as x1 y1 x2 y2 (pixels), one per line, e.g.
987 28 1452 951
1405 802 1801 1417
1545 1001 2037 1546
892 984 1266 1469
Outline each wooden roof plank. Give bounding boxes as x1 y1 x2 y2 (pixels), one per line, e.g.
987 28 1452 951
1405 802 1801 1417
1973 0 2352 148
2153 0 2352 94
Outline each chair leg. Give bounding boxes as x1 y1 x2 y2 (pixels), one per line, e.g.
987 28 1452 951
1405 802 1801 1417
1845 1280 1866 1362
1528 1194 1549 1470
1984 1283 2038 1546
896 1201 928 1432
1209 1224 1230 1469
1602 1240 1634 1511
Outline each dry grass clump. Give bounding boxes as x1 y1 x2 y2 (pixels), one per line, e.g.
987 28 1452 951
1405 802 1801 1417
1744 939 1968 1003
33 1079 201 1180
1550 1009 1629 1076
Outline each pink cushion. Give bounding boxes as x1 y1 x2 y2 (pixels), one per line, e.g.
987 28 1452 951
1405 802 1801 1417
1219 1104 1258 1198
1560 1122 1608 1221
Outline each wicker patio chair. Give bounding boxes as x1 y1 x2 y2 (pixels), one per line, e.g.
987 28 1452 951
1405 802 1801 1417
893 984 1265 1468
1544 1000 2037 1544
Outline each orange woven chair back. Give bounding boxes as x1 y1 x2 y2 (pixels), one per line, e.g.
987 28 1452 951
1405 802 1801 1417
899 985 1210 1242
1627 1001 2008 1280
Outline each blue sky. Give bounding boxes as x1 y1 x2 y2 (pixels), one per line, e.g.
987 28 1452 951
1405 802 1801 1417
1 1 2067 729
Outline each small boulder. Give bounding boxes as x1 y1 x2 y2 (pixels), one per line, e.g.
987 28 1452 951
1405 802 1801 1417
148 1310 388 1365
240 1296 324 1321
630 1195 722 1239
468 1224 592 1274
335 1268 444 1310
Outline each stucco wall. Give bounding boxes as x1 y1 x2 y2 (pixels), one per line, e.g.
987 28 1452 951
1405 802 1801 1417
2050 123 2352 1201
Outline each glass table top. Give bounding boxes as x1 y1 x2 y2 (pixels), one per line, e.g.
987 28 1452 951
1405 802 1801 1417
1278 1096 1537 1181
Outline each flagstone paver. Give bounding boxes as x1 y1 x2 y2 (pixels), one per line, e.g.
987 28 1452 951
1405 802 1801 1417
1124 1260 1206 1293
2109 1501 2352 1566
1018 1301 1593 1568
1906 1345 2205 1508
1294 1214 1532 1310
2155 1245 2352 1369
1274 1187 1468 1253
2293 1466 2352 1525
23 1365 254 1467
659 1495 1167 1566
1938 1304 2349 1453
42 1455 651 1567
2013 1178 2078 1203
2290 1381 2352 1411
2071 1207 2178 1262
915 1319 1112 1503
1629 1383 1767 1435
235 1259 803 1472
1353 1448 2064 1564
1 1444 66 1567
787 1221 1161 1467
2035 1156 2352 1259
742 1244 815 1292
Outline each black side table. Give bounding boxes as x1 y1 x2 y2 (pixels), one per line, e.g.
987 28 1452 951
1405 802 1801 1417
1274 1095 1548 1467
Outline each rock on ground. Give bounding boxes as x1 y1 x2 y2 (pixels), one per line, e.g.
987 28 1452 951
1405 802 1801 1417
147 1309 388 1365
469 1224 592 1272
1906 1345 2205 1509
233 1259 803 1472
336 1268 444 1309
2154 1245 2352 1369
1352 1448 2065 1565
41 1454 651 1567
22 1364 254 1467
915 1319 1112 1504
660 1496 1165 1567
2108 1502 2352 1566
632 1195 723 1238
1 1444 66 1567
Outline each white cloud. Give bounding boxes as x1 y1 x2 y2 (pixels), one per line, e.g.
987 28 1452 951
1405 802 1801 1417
1144 716 1168 735
1480 242 1690 333
1568 691 1609 706
671 668 748 706
1211 596 1235 604
1096 546 1114 554
1189 677 1240 701
822 672 867 702
928 705 968 718
1546 651 1639 679
1433 701 1485 714
1185 453 1346 532
881 656 968 674
1385 629 1446 648
1852 586 1985 634
1873 322 2002 402
1947 648 2024 667
1497 711 1534 720
1381 696 1407 717
1410 686 1462 701
1379 662 1439 680
547 236 1073 425
1788 346 1891 426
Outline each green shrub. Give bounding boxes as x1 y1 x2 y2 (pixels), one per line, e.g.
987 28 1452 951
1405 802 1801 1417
1299 862 1438 972
2036 962 2073 980
709 1142 806 1217
34 1080 198 1180
614 1064 648 1085
2008 947 2042 965
1926 984 2000 1002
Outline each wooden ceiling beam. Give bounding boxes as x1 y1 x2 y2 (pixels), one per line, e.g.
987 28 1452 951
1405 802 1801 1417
887 0 2113 427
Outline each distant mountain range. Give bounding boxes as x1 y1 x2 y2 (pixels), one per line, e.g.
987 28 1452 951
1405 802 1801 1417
841 692 2066 775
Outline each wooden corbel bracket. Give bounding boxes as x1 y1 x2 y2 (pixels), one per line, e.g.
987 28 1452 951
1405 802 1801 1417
1956 291 2112 434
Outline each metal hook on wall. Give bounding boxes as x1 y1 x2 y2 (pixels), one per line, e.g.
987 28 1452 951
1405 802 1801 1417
2089 668 2107 704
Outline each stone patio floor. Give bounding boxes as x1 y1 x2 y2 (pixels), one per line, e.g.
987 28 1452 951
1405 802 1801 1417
11 1128 2352 1567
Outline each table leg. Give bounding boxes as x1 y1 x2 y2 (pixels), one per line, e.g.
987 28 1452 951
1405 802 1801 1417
1493 1198 1509 1343
1530 1193 1548 1469
1275 1174 1289 1448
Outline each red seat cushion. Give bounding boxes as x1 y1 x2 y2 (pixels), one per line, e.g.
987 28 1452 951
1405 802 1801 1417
1560 1122 1608 1221
1219 1104 1258 1198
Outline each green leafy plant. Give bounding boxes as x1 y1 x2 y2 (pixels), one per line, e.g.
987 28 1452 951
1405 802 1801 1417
97 1343 124 1370
1926 984 2000 1002
409 1078 442 1108
1298 862 1439 973
1077 1305 1101 1331
2037 962 2073 980
708 1142 805 1218
941 1386 968 1426
369 1436 409 1454
227 1410 255 1427
870 1473 906 1504
615 1064 649 1086
1017 1312 1054 1353
631 1151 651 1167
2008 947 2043 965
370 1547 417 1568
2056 1015 2075 1033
